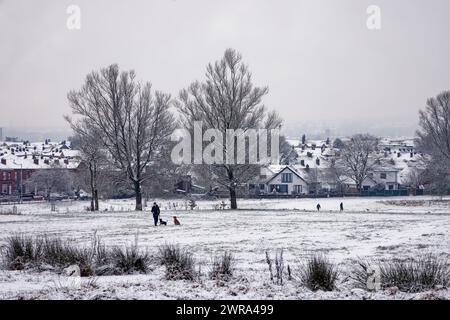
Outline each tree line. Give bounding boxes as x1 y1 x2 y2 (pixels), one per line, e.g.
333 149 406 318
29 49 450 211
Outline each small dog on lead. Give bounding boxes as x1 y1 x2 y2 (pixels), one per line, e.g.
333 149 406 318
173 216 181 225
159 218 167 226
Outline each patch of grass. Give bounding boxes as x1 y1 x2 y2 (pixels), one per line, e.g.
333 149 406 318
1 234 94 276
158 244 195 281
109 245 150 274
300 254 338 291
41 237 94 276
1 235 43 270
210 251 235 281
380 255 450 293
265 250 285 285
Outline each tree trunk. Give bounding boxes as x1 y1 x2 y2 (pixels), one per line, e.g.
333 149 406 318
230 187 237 210
134 181 143 211
94 190 99 211
89 165 96 211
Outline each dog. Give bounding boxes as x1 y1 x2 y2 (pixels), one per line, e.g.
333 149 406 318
159 218 167 226
173 216 181 226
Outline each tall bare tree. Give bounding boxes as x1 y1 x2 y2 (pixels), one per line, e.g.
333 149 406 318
336 134 379 192
66 64 175 211
71 126 108 211
416 91 450 195
175 49 282 209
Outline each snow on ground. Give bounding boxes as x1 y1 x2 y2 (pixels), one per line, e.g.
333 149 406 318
0 196 449 300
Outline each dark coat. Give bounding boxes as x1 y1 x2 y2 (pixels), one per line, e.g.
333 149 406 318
151 205 160 216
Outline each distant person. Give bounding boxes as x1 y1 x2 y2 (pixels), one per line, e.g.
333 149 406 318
316 203 321 212
151 202 160 226
340 202 344 212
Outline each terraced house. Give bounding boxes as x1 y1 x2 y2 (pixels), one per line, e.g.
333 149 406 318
0 141 79 197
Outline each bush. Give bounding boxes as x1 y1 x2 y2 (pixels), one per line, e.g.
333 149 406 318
158 244 195 280
109 245 150 274
300 254 338 291
380 255 450 293
1 235 43 270
210 252 235 281
41 237 94 276
1 233 154 277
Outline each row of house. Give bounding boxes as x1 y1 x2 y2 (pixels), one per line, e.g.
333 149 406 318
248 138 425 197
0 140 80 196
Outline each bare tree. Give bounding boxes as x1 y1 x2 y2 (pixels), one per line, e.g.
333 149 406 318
66 64 175 211
27 165 73 200
279 136 297 165
71 126 109 211
142 141 190 197
175 49 282 209
417 91 450 160
336 134 379 192
416 91 450 196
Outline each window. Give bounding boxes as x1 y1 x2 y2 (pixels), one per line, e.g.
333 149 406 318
281 173 293 183
270 185 288 194
259 184 265 191
380 173 387 179
294 185 302 194
2 172 7 180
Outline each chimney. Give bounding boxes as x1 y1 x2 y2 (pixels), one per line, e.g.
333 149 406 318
397 152 401 158
410 152 413 158
306 164 310 171
1 158 6 165
300 159 305 166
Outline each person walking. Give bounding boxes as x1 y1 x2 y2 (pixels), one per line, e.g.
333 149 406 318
151 202 160 226
340 202 344 212
316 203 321 212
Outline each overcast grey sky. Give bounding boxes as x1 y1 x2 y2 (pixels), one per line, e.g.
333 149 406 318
1 0 450 137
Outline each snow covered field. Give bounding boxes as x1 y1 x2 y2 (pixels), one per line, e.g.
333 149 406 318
0 196 449 300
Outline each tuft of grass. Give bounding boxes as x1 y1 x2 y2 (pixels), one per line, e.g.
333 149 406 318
300 254 338 291
158 244 195 281
379 255 450 293
210 251 235 281
265 250 285 285
1 235 43 270
41 237 94 276
109 245 150 274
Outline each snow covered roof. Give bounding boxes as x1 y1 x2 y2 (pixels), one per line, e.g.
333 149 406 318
0 140 80 170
